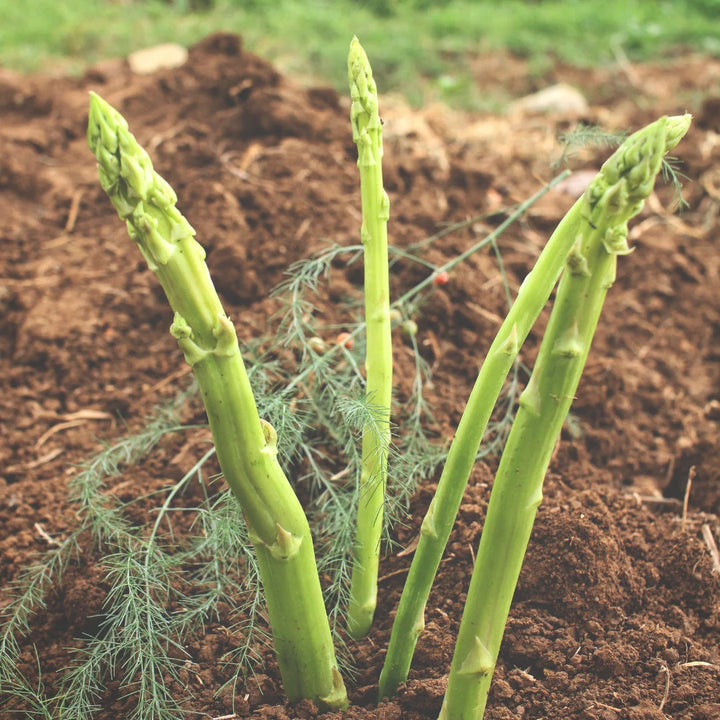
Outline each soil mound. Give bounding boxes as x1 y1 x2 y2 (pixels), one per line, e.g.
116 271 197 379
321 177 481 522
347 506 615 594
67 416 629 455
1 33 719 719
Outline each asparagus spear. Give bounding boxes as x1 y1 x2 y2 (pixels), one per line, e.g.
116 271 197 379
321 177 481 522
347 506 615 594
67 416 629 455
440 113 691 720
346 37 393 640
87 92 348 711
379 113 691 701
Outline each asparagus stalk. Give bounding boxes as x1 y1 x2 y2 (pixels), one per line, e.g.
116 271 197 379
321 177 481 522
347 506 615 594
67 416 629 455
439 113 691 720
87 92 348 711
378 114 691 699
378 193 584 699
346 37 393 639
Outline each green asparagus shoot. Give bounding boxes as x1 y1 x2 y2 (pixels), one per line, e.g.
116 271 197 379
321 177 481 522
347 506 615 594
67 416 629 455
379 115 692 701
87 92 348 711
346 36 394 640
378 190 585 698
439 113 692 720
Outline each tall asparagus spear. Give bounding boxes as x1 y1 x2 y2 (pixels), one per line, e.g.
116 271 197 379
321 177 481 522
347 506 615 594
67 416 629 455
440 113 691 720
346 37 393 640
379 114 691 700
87 92 348 711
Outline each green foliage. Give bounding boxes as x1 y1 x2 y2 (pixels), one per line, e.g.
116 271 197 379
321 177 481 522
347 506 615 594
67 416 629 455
0 393 270 719
347 0 453 16
3 1 720 106
684 0 720 15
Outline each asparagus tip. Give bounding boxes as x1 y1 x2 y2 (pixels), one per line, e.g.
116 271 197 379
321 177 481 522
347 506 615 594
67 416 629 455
348 35 368 71
87 91 128 155
586 113 692 227
348 36 379 142
665 113 692 152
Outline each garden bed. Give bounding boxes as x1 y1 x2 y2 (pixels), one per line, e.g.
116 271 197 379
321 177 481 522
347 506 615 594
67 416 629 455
1 33 719 719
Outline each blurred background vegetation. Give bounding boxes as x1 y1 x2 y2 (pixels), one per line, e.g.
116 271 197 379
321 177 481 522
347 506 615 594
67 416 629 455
1 0 719 107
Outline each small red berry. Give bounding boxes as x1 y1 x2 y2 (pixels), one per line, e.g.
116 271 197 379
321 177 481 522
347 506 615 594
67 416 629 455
432 270 450 286
336 332 354 349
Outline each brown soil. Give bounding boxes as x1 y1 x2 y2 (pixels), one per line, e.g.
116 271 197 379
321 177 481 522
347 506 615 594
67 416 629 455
2 34 720 720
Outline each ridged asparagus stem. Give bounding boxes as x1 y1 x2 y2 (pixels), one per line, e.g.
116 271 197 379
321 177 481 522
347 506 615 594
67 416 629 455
87 92 348 711
378 199 584 700
439 114 691 720
378 114 691 701
346 38 393 640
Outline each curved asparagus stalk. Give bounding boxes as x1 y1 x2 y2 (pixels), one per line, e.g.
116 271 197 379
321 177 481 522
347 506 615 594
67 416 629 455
346 37 393 639
87 92 348 711
379 114 691 700
440 114 691 720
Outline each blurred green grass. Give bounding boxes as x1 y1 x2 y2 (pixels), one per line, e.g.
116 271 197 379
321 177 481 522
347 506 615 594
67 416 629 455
2 0 719 107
